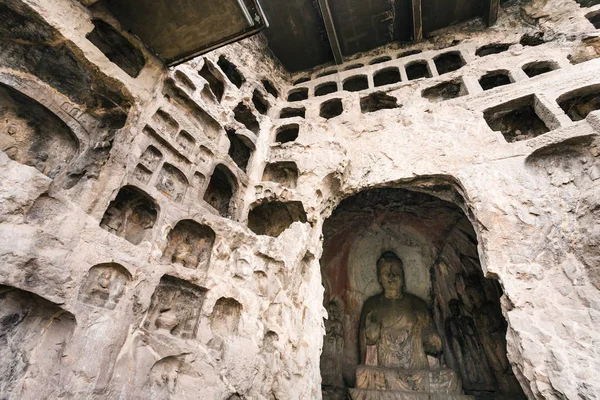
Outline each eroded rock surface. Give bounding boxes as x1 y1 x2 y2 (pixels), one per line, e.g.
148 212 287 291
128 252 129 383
0 0 599 399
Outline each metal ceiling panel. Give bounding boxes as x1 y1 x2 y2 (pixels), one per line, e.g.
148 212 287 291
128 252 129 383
102 0 268 66
260 0 334 72
329 0 412 56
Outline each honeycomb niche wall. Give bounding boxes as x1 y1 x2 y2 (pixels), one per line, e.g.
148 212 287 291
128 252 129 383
1 0 600 399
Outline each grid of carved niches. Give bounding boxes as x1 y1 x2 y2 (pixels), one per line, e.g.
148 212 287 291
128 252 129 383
277 52 576 125
77 265 245 346
171 56 279 127
284 40 572 107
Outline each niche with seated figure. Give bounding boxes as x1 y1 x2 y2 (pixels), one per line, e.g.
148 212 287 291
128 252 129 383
248 201 307 237
162 220 216 270
203 164 237 217
262 161 299 188
320 183 527 400
155 163 188 203
78 263 131 310
143 275 207 339
100 185 158 245
134 145 162 184
0 83 78 180
0 285 76 398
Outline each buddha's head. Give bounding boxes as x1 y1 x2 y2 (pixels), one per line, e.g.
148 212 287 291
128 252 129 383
449 299 461 317
376 252 405 298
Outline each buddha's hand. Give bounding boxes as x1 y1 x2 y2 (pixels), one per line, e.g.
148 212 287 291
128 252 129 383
423 331 443 357
365 311 381 345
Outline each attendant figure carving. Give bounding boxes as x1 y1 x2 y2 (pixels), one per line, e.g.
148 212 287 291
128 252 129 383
464 283 523 396
445 299 495 391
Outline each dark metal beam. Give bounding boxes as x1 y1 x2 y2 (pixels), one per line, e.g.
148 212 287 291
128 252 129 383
412 0 423 42
316 0 344 65
484 0 500 26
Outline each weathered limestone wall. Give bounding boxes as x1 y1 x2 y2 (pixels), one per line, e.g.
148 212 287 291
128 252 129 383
0 0 599 398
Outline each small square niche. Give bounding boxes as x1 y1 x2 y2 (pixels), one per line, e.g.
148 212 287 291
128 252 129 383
422 79 467 102
484 95 555 142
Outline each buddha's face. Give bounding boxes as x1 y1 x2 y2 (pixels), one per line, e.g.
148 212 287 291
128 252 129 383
378 259 404 297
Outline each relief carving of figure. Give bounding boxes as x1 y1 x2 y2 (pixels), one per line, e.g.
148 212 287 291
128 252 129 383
321 299 345 389
349 252 472 400
464 283 524 396
445 299 495 391
78 264 129 310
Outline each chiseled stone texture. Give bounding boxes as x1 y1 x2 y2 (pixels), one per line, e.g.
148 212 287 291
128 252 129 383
0 0 599 399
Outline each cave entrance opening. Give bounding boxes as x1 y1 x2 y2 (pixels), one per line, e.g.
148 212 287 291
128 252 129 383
319 182 527 400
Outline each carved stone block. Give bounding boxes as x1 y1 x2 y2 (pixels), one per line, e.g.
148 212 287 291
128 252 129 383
144 276 206 339
78 263 131 310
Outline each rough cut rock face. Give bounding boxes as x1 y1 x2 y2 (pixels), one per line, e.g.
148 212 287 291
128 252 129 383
0 0 599 399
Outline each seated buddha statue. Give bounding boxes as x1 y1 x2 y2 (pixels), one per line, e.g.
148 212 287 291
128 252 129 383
349 252 473 400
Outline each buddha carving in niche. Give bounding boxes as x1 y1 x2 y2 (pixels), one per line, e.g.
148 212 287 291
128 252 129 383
349 252 473 400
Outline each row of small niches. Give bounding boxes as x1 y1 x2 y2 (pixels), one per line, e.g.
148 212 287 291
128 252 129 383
288 51 464 101
289 32 561 93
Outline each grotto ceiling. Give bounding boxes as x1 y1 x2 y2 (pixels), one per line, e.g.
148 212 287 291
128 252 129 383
83 0 499 70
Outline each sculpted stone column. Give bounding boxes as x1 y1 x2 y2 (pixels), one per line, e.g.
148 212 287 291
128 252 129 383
349 252 474 400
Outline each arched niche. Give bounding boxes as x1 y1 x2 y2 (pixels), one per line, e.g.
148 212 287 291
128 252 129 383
162 220 216 270
262 161 299 188
203 164 237 218
0 285 76 398
556 83 600 121
210 297 242 336
320 182 527 400
143 275 207 339
233 102 259 134
155 163 188 203
100 185 159 245
262 79 279 98
252 89 269 115
0 82 78 180
199 59 225 102
248 201 307 237
78 263 131 310
227 130 253 172
217 56 245 88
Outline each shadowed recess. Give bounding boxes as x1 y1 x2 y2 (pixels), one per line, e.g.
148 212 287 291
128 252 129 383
248 201 307 237
86 19 145 78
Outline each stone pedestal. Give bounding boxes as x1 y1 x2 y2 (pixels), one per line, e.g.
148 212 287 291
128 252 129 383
348 389 475 400
349 365 473 400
